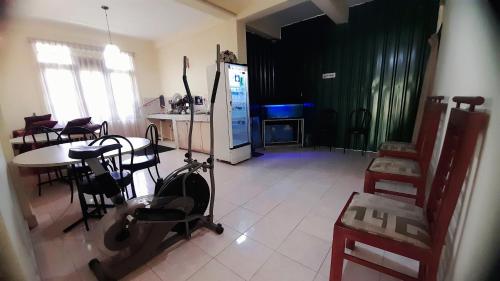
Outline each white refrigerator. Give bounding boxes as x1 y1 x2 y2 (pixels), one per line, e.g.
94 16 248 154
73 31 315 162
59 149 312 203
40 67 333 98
207 63 251 164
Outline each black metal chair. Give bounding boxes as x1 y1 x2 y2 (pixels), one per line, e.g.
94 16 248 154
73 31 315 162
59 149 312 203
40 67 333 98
22 126 65 196
63 126 98 142
59 126 99 203
314 109 338 151
122 124 161 184
344 108 371 155
99 121 109 137
90 135 136 199
70 140 123 231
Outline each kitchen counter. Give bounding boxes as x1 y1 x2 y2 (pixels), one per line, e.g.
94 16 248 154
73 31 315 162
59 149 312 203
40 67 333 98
147 113 211 153
148 113 210 122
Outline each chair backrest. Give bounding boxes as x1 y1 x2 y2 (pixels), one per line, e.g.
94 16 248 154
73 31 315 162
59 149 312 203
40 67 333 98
24 114 53 130
426 96 487 251
144 123 160 161
348 108 371 131
89 135 134 180
415 98 448 174
99 121 109 137
22 126 62 149
415 96 446 150
64 126 98 142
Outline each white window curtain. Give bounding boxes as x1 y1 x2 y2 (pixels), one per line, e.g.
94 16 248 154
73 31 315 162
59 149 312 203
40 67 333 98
33 40 142 137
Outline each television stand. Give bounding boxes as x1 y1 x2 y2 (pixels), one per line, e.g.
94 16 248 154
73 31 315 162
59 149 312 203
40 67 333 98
262 118 304 148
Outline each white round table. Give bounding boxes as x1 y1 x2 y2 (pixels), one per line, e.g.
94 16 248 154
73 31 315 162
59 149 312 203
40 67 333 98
9 132 69 145
12 137 150 168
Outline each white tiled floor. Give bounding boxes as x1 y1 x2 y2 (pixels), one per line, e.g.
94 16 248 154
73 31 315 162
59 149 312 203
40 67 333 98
28 146 419 281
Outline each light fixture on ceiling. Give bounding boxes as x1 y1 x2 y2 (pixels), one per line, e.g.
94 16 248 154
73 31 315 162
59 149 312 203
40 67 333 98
101 5 120 57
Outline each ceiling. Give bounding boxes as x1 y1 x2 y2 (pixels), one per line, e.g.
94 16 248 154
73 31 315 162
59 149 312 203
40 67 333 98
11 0 220 41
247 0 374 39
10 0 375 41
247 1 323 38
205 0 251 14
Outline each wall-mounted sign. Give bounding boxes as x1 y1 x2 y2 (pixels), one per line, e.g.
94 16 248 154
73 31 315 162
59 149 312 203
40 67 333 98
322 72 336 79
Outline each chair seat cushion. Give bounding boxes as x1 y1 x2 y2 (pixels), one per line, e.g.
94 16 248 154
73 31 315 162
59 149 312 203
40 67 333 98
80 170 132 194
341 193 430 248
110 170 133 187
122 155 159 172
368 157 421 177
84 123 102 132
379 142 417 154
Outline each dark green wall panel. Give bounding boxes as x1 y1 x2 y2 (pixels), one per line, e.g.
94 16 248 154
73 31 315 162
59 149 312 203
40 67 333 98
246 32 281 106
246 0 438 150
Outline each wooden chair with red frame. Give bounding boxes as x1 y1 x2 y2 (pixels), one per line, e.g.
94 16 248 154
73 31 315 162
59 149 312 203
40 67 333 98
364 98 447 207
329 96 487 281
378 96 445 160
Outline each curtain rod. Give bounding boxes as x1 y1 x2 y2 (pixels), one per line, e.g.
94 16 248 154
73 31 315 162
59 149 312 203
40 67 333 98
27 37 135 57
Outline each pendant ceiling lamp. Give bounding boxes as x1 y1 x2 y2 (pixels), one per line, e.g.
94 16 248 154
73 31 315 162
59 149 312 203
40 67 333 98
101 5 120 57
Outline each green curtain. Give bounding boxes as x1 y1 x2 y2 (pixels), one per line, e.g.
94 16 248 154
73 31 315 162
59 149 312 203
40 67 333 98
278 0 439 150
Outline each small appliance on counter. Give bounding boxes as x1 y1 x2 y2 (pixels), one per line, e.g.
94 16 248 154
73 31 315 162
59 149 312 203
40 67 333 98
168 93 188 114
168 94 208 114
194 96 208 113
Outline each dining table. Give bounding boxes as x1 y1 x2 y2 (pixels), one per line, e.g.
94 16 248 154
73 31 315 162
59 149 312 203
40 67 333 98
12 137 151 232
12 137 150 168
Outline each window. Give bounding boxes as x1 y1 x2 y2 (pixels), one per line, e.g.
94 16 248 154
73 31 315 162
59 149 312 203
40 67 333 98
33 41 140 132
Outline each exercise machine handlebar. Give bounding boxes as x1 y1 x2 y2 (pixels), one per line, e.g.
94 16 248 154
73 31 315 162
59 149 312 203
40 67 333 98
182 55 194 162
211 45 220 104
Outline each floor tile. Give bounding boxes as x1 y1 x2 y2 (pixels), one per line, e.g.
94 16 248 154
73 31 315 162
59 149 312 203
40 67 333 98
382 251 419 278
211 198 238 221
341 261 381 281
149 242 211 281
29 148 381 281
122 265 162 281
379 272 402 281
187 259 245 281
220 207 262 233
216 235 273 280
245 214 298 250
191 224 240 257
218 182 267 206
34 238 76 279
242 193 281 215
313 273 329 281
250 252 316 281
317 248 332 278
278 230 331 271
62 238 105 269
296 214 335 242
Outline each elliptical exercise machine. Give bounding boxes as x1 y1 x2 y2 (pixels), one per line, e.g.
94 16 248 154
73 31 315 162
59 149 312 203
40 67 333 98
67 45 223 281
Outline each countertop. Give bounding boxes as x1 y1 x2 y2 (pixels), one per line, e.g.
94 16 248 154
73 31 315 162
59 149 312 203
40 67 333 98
147 113 210 122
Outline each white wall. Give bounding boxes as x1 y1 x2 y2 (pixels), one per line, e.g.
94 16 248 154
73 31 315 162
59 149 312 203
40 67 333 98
156 19 239 99
0 18 162 134
0 107 39 281
155 0 307 99
430 1 500 280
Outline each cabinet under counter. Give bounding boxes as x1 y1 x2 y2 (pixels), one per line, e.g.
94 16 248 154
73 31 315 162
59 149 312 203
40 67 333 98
147 114 211 154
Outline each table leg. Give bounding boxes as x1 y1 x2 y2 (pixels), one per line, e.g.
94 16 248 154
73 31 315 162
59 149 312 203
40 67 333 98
301 119 305 147
62 203 115 233
262 120 266 149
